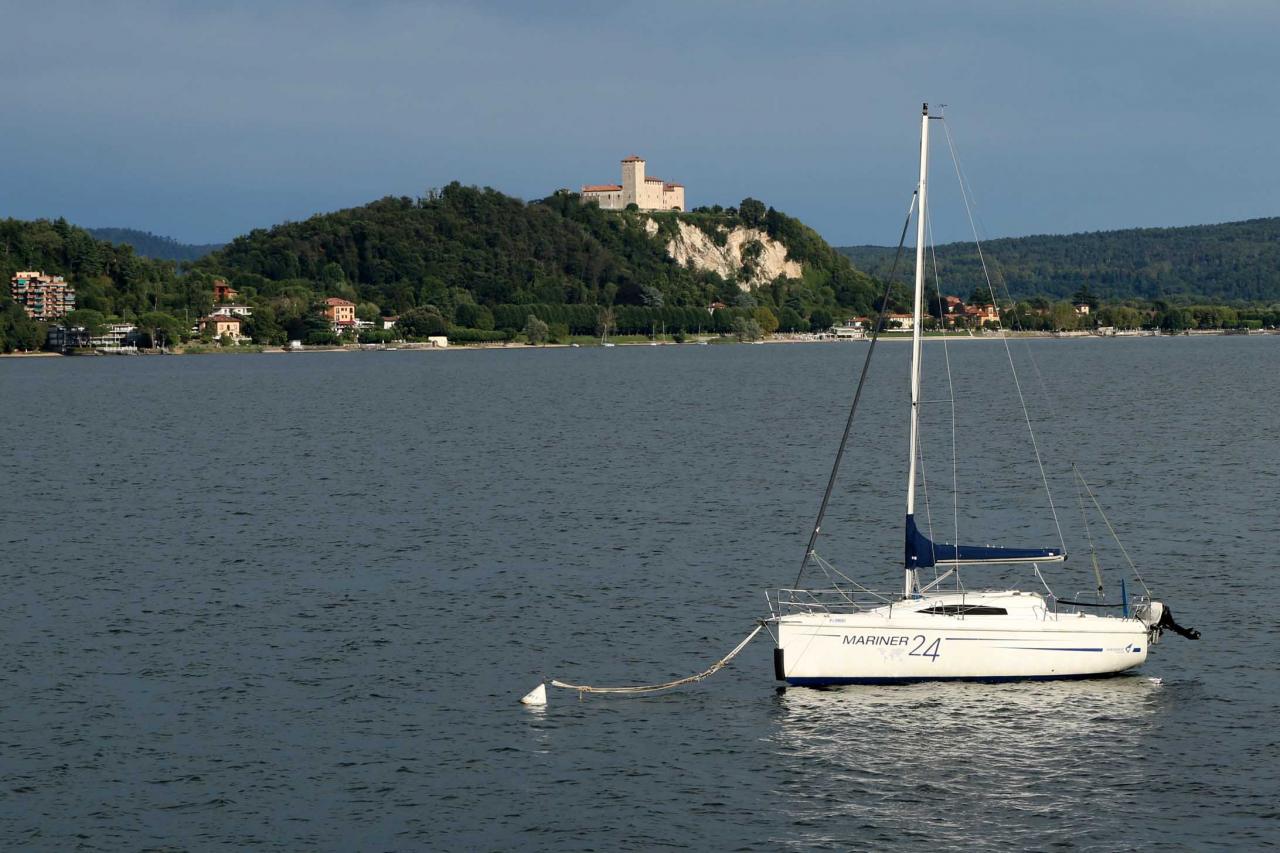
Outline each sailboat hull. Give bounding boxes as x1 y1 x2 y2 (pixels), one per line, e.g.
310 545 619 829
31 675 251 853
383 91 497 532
774 592 1150 685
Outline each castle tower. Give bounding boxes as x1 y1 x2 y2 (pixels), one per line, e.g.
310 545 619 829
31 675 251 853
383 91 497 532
620 155 645 207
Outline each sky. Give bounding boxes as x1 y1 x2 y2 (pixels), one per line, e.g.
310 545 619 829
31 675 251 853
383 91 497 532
3 1 1278 246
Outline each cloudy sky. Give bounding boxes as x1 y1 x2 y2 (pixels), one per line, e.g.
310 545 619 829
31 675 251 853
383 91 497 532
3 1 1276 245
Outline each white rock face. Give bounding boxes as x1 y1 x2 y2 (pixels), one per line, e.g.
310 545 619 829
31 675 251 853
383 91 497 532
662 219 802 290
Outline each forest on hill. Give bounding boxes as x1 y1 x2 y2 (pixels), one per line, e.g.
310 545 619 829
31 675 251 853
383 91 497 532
86 227 223 262
840 217 1280 304
1 186 881 350
196 183 880 325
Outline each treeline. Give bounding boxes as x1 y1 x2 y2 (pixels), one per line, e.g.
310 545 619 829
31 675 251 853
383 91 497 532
489 303 811 335
840 216 1280 303
86 227 224 262
999 299 1280 332
1 217 180 316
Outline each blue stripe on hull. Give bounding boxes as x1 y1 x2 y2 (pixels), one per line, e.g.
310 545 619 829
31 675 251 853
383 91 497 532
786 671 1132 686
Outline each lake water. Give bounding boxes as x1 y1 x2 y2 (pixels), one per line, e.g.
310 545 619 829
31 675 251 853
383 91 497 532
1 338 1276 851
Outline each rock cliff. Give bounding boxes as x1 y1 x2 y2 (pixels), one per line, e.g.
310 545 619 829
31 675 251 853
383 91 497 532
660 219 802 290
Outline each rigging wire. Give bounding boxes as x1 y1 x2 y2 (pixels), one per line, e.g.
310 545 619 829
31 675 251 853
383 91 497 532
940 119 1063 426
926 205 963 587
915 420 940 583
939 117 1067 558
795 191 917 588
942 117 1154 601
1074 464 1105 599
1074 466 1153 598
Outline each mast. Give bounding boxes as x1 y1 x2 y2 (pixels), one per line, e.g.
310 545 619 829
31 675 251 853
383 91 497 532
905 103 930 598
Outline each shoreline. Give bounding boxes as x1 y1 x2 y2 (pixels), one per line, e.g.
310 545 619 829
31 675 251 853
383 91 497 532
2 328 1274 359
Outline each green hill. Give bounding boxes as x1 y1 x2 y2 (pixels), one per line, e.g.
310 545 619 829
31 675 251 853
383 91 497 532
87 227 223 262
3 186 881 349
839 217 1280 304
197 183 878 324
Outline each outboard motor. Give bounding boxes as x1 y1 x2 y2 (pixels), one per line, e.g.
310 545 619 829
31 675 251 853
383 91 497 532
1136 601 1200 643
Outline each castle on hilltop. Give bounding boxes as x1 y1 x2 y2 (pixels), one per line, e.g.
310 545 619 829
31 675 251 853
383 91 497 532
580 155 684 212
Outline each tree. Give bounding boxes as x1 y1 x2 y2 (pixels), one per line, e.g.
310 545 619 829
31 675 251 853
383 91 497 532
778 307 805 332
1113 306 1143 329
752 306 779 335
321 262 346 285
739 197 767 228
731 316 763 341
0 300 47 352
1071 283 1099 310
304 329 340 345
137 311 186 349
63 309 106 343
524 314 549 345
396 306 448 338
809 307 834 332
967 286 993 306
595 306 616 340
1049 302 1079 331
454 303 495 330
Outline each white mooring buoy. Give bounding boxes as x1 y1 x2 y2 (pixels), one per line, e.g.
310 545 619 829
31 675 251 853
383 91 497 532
520 683 547 706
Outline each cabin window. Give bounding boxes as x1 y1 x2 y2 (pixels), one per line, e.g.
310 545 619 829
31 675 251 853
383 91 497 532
918 605 1008 616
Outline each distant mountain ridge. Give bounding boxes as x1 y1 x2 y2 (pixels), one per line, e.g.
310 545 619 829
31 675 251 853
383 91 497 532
838 217 1280 304
87 227 223 262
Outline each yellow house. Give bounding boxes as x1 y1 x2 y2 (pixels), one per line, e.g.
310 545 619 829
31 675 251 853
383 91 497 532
199 314 246 341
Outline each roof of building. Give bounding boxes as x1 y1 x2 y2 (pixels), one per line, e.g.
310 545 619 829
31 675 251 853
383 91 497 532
323 297 355 306
621 155 644 162
581 184 623 192
200 314 243 325
663 182 684 189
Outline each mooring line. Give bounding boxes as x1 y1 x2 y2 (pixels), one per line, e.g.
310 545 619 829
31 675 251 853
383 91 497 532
521 624 764 704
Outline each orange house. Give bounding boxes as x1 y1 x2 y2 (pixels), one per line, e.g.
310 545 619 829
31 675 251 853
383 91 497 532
965 305 1001 326
213 279 239 303
322 297 357 331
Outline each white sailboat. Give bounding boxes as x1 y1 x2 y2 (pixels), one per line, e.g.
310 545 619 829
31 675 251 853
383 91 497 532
768 105 1197 685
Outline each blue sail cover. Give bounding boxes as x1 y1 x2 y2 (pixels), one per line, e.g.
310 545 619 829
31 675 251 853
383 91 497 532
906 514 1064 568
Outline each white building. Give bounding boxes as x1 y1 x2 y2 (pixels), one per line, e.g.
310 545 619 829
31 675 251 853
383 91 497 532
209 304 253 318
46 323 139 351
580 155 684 211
